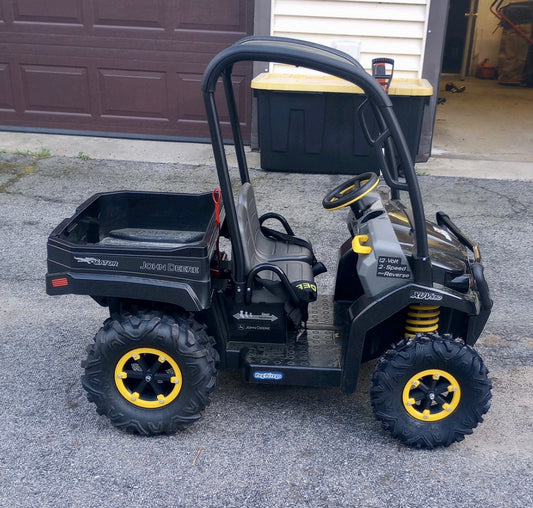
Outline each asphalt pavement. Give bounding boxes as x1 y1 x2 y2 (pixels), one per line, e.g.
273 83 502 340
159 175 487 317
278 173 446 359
0 150 532 507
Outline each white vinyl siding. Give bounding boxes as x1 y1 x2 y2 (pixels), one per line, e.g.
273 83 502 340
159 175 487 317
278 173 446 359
271 0 430 78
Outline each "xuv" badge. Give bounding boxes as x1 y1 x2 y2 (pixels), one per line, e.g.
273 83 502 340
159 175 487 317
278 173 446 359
410 290 444 302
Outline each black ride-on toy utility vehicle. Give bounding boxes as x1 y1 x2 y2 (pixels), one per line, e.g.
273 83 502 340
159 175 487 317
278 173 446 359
46 37 492 448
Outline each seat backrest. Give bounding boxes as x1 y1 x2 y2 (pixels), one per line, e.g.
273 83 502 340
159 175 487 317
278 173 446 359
236 183 317 322
236 182 261 273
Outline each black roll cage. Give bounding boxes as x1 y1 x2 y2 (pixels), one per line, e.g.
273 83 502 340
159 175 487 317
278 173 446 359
201 36 432 292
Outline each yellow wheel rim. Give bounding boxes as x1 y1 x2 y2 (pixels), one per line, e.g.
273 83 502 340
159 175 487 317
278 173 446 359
402 369 461 421
114 347 183 408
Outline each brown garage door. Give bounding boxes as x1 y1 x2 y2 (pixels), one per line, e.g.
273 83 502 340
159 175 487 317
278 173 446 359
0 0 254 140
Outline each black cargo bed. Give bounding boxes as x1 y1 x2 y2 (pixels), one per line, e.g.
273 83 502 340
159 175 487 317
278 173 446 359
46 191 222 311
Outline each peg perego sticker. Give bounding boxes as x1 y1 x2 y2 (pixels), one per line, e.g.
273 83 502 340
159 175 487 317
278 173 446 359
253 371 284 381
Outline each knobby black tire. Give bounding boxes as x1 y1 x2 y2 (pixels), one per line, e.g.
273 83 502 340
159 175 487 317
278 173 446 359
370 334 492 449
81 309 218 435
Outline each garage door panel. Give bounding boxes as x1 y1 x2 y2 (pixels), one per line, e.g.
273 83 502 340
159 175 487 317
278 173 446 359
92 0 166 30
177 0 245 31
98 69 168 119
21 64 90 114
174 75 246 122
13 0 83 24
176 73 206 123
0 63 15 111
176 72 249 120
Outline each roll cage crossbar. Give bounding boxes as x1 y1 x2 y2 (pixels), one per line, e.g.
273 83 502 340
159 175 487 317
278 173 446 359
201 36 432 290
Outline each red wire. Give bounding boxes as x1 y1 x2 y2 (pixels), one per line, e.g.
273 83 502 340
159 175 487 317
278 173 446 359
212 188 222 268
212 188 221 228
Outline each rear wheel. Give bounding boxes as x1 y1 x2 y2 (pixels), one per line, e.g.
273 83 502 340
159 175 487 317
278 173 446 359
370 335 491 448
82 309 218 435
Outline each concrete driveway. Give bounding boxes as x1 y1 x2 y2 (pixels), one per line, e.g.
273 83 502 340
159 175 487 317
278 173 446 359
0 151 532 507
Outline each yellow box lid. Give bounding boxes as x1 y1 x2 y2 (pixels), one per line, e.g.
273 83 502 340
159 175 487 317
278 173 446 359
251 73 433 96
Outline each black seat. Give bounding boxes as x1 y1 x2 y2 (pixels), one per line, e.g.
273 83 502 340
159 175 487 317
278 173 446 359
236 183 317 322
237 183 315 265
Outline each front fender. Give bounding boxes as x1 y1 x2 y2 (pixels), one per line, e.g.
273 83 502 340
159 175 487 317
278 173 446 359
341 283 479 393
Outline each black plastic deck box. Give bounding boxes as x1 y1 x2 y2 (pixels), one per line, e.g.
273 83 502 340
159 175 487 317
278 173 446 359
252 73 432 174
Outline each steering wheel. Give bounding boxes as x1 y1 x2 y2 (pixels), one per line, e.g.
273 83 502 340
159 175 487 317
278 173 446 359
322 172 380 211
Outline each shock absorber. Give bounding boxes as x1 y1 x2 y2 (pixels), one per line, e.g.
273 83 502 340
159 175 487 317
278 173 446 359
405 304 440 337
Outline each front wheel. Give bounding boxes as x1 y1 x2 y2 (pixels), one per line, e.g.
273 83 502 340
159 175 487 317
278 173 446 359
370 335 491 448
82 310 218 435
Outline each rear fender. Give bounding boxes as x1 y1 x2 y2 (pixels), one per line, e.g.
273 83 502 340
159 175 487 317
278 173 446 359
46 272 207 311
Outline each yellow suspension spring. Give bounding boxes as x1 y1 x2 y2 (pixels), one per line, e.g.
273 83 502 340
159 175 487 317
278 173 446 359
405 304 440 337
